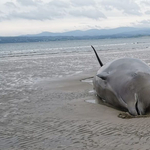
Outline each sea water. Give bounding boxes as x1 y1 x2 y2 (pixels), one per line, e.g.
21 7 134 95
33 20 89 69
0 37 150 58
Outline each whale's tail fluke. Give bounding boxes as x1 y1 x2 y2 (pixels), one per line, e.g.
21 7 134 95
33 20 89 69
91 45 103 67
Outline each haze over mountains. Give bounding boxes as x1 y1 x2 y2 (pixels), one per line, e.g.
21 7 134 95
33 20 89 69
27 27 150 37
1 27 150 44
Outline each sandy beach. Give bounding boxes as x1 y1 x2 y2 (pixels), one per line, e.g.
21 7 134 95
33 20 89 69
1 47 150 150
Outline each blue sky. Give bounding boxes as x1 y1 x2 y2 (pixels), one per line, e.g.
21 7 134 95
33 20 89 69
0 0 150 36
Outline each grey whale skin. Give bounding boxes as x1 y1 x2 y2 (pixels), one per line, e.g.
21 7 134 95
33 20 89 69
93 53 150 116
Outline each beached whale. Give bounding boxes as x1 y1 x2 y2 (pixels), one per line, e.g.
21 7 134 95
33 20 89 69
92 46 150 116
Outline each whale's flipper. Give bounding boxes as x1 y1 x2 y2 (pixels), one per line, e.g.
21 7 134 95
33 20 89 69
91 45 103 67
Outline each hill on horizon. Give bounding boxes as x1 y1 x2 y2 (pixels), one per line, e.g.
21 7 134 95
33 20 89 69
1 27 150 44
24 27 150 37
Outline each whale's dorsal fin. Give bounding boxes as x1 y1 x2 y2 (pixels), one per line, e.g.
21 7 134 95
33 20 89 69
91 45 103 67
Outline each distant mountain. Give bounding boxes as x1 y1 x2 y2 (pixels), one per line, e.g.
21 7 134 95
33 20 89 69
24 27 150 37
1 27 150 44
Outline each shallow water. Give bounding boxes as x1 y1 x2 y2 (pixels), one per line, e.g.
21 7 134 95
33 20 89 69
81 77 93 85
86 99 96 103
85 99 99 104
0 37 150 58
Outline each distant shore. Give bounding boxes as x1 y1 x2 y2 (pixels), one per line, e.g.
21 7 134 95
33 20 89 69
0 35 149 44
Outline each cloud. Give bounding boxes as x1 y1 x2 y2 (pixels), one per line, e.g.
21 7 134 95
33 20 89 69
4 2 17 8
48 0 70 8
0 1 68 21
1 0 150 36
0 0 145 25
132 19 150 28
0 10 5 18
141 0 150 6
16 0 37 6
70 0 96 6
0 0 105 21
6 6 66 20
9 10 51 20
138 19 150 26
145 10 150 14
100 0 141 15
69 7 106 19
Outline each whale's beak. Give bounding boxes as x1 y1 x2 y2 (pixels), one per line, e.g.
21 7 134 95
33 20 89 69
128 93 145 116
134 93 145 115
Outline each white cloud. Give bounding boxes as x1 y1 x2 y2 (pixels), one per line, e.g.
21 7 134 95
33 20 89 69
69 7 106 19
0 1 67 20
70 0 96 6
141 0 150 6
145 11 150 14
100 0 141 15
135 19 150 28
48 0 70 8
4 2 17 8
0 0 150 36
16 0 37 6
0 0 105 21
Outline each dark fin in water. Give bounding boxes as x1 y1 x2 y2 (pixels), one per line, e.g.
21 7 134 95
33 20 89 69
91 45 103 67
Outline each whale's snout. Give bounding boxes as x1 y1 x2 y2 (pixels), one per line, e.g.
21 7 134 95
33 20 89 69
128 104 145 116
128 93 146 116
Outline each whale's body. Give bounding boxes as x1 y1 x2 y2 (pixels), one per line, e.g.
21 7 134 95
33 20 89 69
93 57 150 116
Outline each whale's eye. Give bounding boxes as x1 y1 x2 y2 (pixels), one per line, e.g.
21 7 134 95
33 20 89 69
97 72 108 80
97 75 107 80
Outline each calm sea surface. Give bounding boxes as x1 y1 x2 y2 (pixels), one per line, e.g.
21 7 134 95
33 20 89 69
0 37 150 58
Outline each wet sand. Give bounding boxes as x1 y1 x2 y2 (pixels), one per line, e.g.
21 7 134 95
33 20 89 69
34 71 150 150
1 48 150 149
